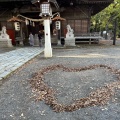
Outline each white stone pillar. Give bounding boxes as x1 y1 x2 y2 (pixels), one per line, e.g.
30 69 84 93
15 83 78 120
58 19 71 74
44 19 52 58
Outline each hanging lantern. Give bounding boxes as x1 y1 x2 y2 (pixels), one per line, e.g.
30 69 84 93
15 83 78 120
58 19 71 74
25 19 29 25
55 21 60 30
14 22 20 31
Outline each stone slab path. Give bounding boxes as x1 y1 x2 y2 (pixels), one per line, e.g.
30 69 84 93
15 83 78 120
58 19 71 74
0 47 43 80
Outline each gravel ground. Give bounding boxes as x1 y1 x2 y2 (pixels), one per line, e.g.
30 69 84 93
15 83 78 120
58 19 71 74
0 44 120 120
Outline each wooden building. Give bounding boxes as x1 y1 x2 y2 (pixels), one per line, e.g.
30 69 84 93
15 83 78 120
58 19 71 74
0 0 113 45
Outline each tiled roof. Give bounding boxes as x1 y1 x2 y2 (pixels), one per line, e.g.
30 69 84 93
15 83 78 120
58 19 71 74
81 0 113 3
1 0 112 2
0 0 114 16
0 0 31 1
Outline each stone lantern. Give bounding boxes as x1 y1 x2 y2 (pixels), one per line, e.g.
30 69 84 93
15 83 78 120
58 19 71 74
40 2 52 58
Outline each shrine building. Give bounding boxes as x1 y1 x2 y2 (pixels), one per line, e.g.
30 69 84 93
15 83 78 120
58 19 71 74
0 0 113 45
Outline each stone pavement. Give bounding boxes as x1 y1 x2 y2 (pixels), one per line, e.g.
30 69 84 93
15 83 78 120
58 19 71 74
0 47 44 80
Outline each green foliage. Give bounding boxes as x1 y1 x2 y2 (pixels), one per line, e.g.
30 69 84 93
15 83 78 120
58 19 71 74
91 0 120 34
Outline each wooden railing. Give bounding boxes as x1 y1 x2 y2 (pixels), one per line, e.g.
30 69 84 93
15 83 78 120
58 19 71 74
61 32 103 44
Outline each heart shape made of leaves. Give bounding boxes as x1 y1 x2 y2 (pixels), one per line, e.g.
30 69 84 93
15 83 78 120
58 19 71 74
30 64 120 112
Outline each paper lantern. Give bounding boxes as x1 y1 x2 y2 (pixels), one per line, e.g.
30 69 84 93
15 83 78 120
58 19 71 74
14 22 20 31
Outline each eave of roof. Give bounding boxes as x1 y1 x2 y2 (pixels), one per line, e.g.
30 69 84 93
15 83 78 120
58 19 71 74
0 0 114 16
80 0 113 3
0 0 30 1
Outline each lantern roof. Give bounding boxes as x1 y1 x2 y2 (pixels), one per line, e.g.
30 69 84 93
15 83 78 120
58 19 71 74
7 16 24 22
52 16 66 21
